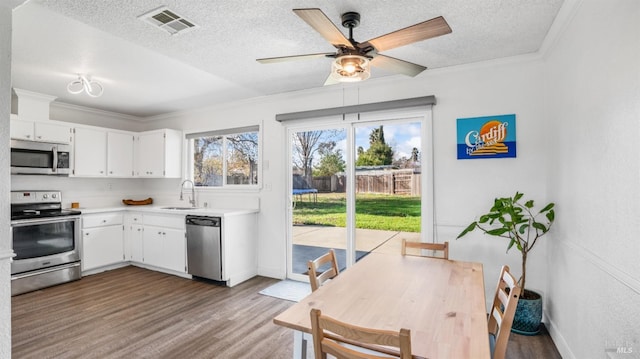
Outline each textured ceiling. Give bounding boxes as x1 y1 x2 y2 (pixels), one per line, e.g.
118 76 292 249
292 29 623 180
11 0 564 118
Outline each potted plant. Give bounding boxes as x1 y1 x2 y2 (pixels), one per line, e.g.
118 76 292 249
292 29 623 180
456 192 554 335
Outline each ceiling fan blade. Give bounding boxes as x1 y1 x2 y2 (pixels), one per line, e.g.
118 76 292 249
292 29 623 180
370 54 427 77
257 53 335 64
324 74 340 86
293 8 352 48
362 16 452 52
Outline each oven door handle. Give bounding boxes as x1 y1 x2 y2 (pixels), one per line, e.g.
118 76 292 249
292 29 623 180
11 262 81 280
11 215 81 227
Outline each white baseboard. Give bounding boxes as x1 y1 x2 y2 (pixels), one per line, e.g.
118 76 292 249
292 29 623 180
545 317 576 359
257 266 285 280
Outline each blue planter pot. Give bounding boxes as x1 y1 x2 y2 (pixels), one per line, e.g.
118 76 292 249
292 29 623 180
511 290 542 335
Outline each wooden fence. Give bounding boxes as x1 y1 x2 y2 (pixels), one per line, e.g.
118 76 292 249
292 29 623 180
312 169 421 196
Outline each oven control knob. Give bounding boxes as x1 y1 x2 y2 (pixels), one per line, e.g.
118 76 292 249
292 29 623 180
42 194 49 199
52 193 58 199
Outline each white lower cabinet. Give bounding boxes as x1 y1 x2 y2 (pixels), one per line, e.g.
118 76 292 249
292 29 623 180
124 213 144 263
141 214 186 273
82 213 124 272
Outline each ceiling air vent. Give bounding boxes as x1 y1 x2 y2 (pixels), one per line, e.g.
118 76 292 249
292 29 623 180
138 6 198 35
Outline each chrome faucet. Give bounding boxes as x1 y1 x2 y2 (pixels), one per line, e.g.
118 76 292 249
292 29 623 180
179 179 196 207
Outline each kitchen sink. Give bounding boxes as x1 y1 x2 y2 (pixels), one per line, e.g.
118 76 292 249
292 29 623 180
160 207 197 210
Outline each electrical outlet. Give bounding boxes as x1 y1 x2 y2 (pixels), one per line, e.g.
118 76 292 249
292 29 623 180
107 183 113 191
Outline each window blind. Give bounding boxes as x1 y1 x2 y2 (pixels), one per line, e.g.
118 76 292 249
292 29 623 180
275 96 436 122
185 125 259 140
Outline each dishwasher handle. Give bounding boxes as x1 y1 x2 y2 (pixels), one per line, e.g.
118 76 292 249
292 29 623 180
186 215 221 227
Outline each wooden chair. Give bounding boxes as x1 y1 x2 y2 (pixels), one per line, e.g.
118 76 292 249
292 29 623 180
310 308 412 359
401 239 449 259
488 265 522 359
307 249 340 292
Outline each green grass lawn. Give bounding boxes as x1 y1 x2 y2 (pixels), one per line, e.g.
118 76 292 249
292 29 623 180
293 193 421 232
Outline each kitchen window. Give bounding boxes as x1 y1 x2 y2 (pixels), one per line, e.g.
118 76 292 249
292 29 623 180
186 126 260 188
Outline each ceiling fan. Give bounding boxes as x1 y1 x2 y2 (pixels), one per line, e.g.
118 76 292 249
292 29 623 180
257 8 452 85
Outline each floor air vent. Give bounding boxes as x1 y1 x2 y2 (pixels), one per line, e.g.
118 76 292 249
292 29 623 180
139 6 198 35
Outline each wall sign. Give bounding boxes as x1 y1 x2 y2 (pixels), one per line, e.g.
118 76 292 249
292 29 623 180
456 114 516 159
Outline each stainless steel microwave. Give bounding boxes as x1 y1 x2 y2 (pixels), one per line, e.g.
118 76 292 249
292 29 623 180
10 139 71 175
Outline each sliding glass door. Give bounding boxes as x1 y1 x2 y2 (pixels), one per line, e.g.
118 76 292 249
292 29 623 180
286 107 432 281
289 126 348 280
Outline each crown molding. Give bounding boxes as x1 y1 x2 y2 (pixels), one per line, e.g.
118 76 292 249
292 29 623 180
51 101 144 122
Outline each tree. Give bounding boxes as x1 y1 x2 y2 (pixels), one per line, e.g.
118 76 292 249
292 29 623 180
313 141 345 176
356 126 393 166
292 130 343 181
193 137 223 186
411 147 419 162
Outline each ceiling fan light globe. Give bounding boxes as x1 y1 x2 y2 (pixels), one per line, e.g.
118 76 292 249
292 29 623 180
331 55 370 83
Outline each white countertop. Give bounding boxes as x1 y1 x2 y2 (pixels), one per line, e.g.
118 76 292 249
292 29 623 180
78 205 259 217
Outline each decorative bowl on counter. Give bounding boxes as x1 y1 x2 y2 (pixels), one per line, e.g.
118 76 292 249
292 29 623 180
122 198 153 206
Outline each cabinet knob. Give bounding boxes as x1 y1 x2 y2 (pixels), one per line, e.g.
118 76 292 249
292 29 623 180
158 231 162 235
37 136 42 139
109 171 113 174
102 220 107 223
100 171 104 174
26 135 31 138
162 232 166 235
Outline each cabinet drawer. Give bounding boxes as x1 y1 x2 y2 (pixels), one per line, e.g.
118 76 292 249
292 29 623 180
83 213 124 228
144 214 185 229
126 213 143 225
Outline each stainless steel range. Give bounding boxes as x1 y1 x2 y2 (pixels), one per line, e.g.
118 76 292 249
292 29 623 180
10 191 82 296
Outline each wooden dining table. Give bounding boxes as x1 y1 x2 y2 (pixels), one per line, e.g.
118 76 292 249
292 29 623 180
273 252 490 359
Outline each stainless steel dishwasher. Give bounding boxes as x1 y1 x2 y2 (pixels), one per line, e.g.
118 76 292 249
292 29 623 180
186 215 222 281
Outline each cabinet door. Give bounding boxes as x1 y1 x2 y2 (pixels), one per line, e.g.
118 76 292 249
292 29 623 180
131 225 144 262
142 226 164 267
136 131 165 177
126 224 144 262
74 127 107 176
163 228 186 273
82 226 124 271
10 119 34 140
35 122 72 144
107 132 134 177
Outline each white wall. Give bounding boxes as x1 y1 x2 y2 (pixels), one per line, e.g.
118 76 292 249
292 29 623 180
0 4 13 358
544 0 640 357
144 57 550 303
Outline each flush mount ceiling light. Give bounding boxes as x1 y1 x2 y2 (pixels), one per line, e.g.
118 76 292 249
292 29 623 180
67 74 103 98
330 54 371 83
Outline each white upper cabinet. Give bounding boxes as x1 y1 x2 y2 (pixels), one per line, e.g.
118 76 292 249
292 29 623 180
73 127 107 177
10 119 33 140
10 119 72 144
136 129 182 178
107 131 135 177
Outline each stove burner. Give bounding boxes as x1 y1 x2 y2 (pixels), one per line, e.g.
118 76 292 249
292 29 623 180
10 190 81 221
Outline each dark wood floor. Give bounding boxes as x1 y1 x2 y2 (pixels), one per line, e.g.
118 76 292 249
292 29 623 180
12 266 561 358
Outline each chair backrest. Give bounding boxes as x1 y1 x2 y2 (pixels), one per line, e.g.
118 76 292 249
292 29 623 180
401 239 449 259
488 265 521 359
310 308 412 359
307 249 340 292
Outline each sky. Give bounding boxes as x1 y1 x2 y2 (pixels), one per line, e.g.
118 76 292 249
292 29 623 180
331 122 422 161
